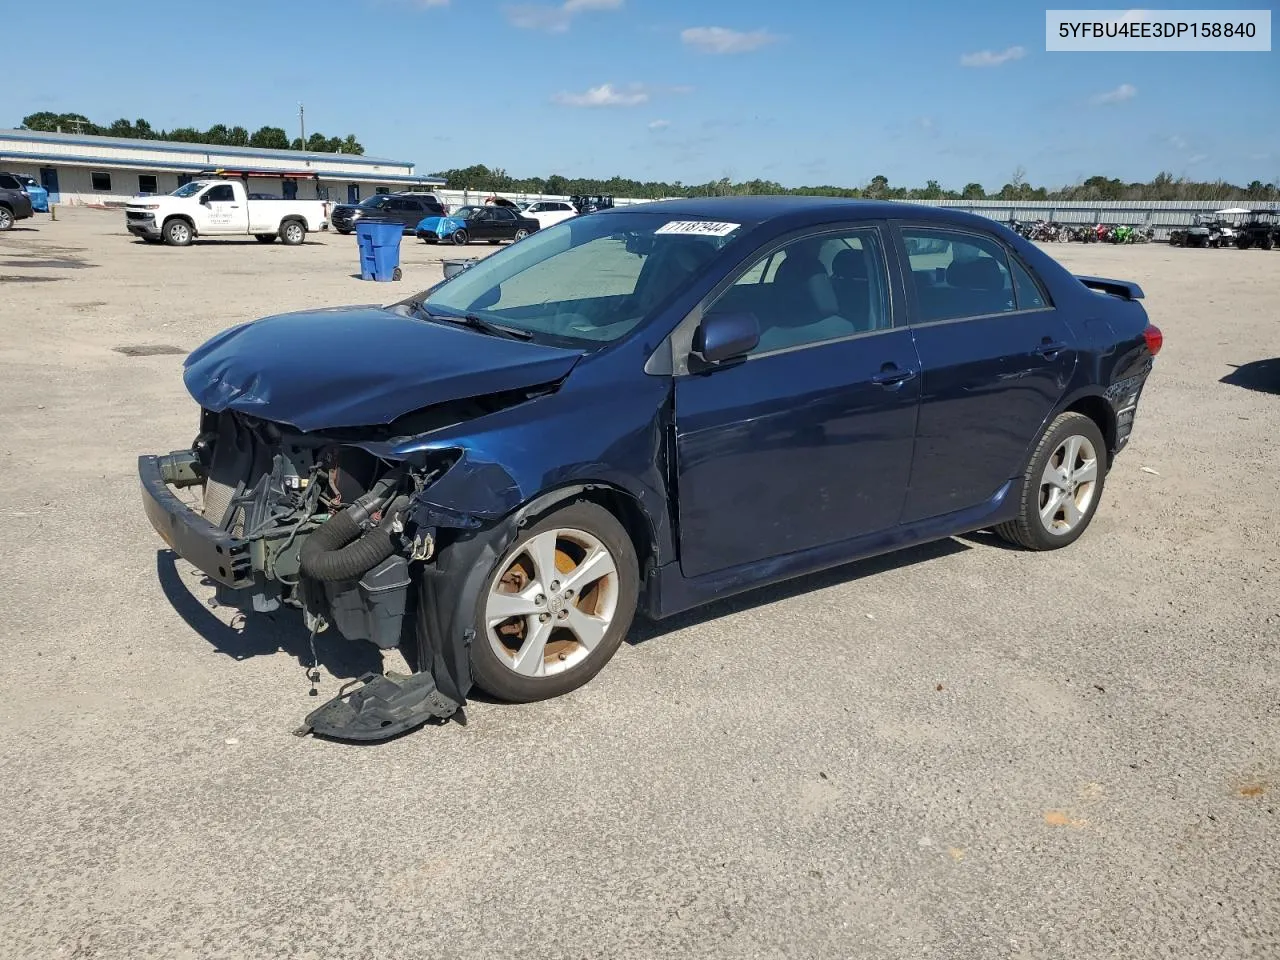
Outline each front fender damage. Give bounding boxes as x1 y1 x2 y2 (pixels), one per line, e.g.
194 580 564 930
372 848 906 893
297 449 540 742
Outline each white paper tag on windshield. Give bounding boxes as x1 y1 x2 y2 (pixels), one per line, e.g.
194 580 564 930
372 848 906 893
655 220 740 237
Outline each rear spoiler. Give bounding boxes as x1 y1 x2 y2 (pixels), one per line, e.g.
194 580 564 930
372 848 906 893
1075 275 1145 300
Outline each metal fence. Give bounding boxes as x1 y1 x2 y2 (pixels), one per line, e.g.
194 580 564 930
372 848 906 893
902 199 1280 239
430 192 1279 241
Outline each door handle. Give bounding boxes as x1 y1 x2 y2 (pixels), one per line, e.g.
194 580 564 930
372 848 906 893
871 364 918 387
1036 338 1067 359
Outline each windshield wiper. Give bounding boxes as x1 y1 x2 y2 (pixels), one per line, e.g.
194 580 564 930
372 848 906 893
414 306 534 341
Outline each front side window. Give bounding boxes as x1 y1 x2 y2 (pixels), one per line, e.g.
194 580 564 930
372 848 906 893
0 174 19 189
205 184 235 203
420 213 739 345
901 228 1015 323
705 227 892 355
91 172 112 191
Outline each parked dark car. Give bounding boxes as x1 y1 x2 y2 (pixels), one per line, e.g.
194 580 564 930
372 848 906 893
414 204 540 245
138 197 1162 741
571 194 615 214
0 174 35 230
1234 209 1277 250
331 193 447 235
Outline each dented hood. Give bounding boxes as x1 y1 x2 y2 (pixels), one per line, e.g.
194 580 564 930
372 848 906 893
183 305 582 432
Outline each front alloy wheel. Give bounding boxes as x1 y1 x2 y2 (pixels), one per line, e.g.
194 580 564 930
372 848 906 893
470 502 638 702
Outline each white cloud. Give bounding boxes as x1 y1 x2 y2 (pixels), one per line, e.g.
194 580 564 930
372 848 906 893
1092 82 1137 104
553 83 649 107
1168 134 1188 150
1187 153 1208 164
648 119 670 129
960 45 1026 67
505 0 621 32
417 0 450 6
681 26 778 54
918 116 934 130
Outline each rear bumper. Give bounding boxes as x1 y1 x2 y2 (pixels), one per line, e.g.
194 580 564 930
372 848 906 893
138 451 252 588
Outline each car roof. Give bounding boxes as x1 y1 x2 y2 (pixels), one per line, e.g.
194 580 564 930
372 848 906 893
592 195 1005 230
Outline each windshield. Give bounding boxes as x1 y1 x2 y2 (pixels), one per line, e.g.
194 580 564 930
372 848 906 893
419 212 743 345
360 196 394 209
172 181 210 198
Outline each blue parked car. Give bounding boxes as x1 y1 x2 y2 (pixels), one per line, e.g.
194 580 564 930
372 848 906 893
138 197 1162 740
4 173 49 212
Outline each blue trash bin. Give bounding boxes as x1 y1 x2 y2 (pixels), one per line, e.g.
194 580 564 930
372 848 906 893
355 219 404 281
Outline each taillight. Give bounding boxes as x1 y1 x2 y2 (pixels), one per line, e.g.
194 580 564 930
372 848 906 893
1143 323 1163 357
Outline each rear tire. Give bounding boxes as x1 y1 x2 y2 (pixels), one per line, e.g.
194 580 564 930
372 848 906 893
255 234 277 243
163 218 193 246
994 412 1107 551
468 501 639 703
0 207 13 231
279 220 306 245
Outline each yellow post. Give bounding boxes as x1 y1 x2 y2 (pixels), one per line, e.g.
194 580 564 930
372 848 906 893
50 205 57 221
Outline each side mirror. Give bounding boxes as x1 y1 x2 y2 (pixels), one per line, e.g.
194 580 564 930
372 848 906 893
199 194 211 205
693 311 759 366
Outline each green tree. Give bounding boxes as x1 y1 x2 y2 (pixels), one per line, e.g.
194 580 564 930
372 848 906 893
961 182 985 199
249 126 291 150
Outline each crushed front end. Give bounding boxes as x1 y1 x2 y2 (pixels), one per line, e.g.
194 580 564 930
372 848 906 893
139 408 465 740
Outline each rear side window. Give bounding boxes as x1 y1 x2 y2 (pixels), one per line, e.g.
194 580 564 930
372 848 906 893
1010 257 1051 310
900 228 1014 323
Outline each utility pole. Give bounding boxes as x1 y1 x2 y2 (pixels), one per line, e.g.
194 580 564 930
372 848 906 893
298 102 305 150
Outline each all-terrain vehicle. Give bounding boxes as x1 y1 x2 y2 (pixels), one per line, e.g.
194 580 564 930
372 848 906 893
1233 209 1278 250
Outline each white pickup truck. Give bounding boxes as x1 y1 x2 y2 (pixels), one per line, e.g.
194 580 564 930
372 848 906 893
124 179 329 246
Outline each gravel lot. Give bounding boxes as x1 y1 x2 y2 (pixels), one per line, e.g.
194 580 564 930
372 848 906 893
1 207 1277 960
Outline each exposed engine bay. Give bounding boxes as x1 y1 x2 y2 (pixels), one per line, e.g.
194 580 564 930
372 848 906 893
156 407 476 740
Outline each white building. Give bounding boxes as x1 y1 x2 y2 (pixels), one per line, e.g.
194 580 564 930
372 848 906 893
0 129 443 206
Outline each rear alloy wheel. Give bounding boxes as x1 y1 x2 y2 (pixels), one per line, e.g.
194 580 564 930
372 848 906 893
279 220 306 245
513 228 529 241
163 219 192 246
451 229 469 245
0 207 13 231
470 502 638 703
995 412 1107 550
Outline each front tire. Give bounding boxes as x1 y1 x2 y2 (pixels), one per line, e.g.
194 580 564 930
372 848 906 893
469 501 639 703
163 218 192 246
994 412 1107 551
279 220 306 245
451 229 469 245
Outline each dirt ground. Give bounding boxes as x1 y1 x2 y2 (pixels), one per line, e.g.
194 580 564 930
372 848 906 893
0 207 1277 960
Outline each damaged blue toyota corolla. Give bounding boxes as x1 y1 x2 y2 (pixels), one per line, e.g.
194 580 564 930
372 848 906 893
139 197 1163 741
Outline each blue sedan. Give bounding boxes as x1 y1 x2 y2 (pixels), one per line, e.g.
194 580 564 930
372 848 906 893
140 197 1162 740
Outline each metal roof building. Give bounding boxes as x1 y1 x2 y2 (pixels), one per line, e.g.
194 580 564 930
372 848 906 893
0 129 443 206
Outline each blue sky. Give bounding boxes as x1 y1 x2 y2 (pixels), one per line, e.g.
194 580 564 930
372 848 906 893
7 0 1277 189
